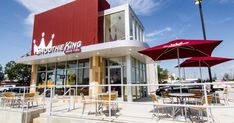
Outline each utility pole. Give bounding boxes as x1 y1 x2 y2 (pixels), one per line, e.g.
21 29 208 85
195 0 213 88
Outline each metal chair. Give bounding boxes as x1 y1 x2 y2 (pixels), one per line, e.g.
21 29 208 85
99 92 118 116
161 91 173 104
191 95 214 122
80 92 97 115
3 92 15 107
149 93 171 120
223 87 229 105
188 90 203 104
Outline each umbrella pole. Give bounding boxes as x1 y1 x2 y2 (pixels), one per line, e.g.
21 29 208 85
177 49 181 80
199 61 202 81
208 67 213 91
177 48 182 94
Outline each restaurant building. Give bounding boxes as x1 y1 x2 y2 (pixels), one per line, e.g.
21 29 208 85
17 0 156 102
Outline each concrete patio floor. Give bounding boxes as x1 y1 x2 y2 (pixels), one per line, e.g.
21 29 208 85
33 92 234 123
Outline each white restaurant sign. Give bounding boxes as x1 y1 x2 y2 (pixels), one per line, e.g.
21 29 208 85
33 32 82 55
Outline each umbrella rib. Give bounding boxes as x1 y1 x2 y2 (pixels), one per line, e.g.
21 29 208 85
155 47 177 61
181 46 210 56
200 60 211 67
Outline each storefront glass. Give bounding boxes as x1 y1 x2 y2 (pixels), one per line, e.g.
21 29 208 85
66 69 76 85
106 56 126 99
36 59 90 95
105 11 125 42
131 57 147 100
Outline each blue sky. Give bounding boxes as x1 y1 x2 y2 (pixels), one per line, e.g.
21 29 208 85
0 0 234 79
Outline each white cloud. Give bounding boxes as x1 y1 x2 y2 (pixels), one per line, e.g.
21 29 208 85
16 0 164 26
146 27 172 38
16 0 74 26
217 0 234 3
107 0 164 16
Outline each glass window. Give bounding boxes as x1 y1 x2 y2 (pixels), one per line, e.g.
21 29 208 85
67 60 77 69
123 66 127 84
131 58 136 67
136 68 139 83
67 69 76 85
56 69 66 86
105 11 125 42
38 64 46 71
131 67 136 84
108 57 122 66
141 29 144 41
138 25 141 41
78 59 89 68
134 21 138 40
47 63 55 71
37 72 46 86
78 68 89 85
47 71 55 86
122 56 126 66
56 62 66 69
143 70 146 83
130 15 134 40
140 69 143 83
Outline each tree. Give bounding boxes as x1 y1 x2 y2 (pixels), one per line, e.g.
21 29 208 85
212 73 217 81
0 64 4 82
157 65 169 83
4 61 31 86
223 73 230 81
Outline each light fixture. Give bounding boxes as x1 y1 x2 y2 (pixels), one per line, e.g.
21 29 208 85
97 52 100 55
129 49 132 51
194 0 202 5
57 58 60 61
75 55 79 58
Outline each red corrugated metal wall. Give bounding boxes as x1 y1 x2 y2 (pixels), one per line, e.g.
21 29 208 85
31 0 110 55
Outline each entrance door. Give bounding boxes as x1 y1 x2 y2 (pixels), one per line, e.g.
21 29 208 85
108 67 123 98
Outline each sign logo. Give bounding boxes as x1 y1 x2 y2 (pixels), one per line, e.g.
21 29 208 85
163 42 189 48
33 32 82 55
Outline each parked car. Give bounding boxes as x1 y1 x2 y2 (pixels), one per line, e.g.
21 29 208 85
0 85 16 92
156 80 202 96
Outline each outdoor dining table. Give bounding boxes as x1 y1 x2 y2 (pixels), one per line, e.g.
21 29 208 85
169 93 195 121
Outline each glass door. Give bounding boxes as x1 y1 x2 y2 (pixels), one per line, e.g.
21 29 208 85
108 66 123 99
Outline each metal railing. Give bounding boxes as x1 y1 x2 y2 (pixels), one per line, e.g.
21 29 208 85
0 81 234 123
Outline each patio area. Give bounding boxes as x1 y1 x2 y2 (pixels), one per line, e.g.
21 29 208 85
1 83 234 123
32 87 234 123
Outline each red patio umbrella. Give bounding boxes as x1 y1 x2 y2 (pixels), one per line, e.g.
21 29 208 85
176 56 233 80
178 57 233 68
139 39 222 61
139 39 222 79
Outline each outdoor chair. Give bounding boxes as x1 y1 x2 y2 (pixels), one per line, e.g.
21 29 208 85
149 93 172 120
3 92 16 107
60 95 80 111
23 93 38 108
223 87 229 105
190 95 214 122
80 92 97 115
161 91 173 104
187 90 203 104
99 92 118 116
0 93 6 107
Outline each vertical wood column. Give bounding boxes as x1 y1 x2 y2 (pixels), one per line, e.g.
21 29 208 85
30 64 37 93
89 56 105 97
